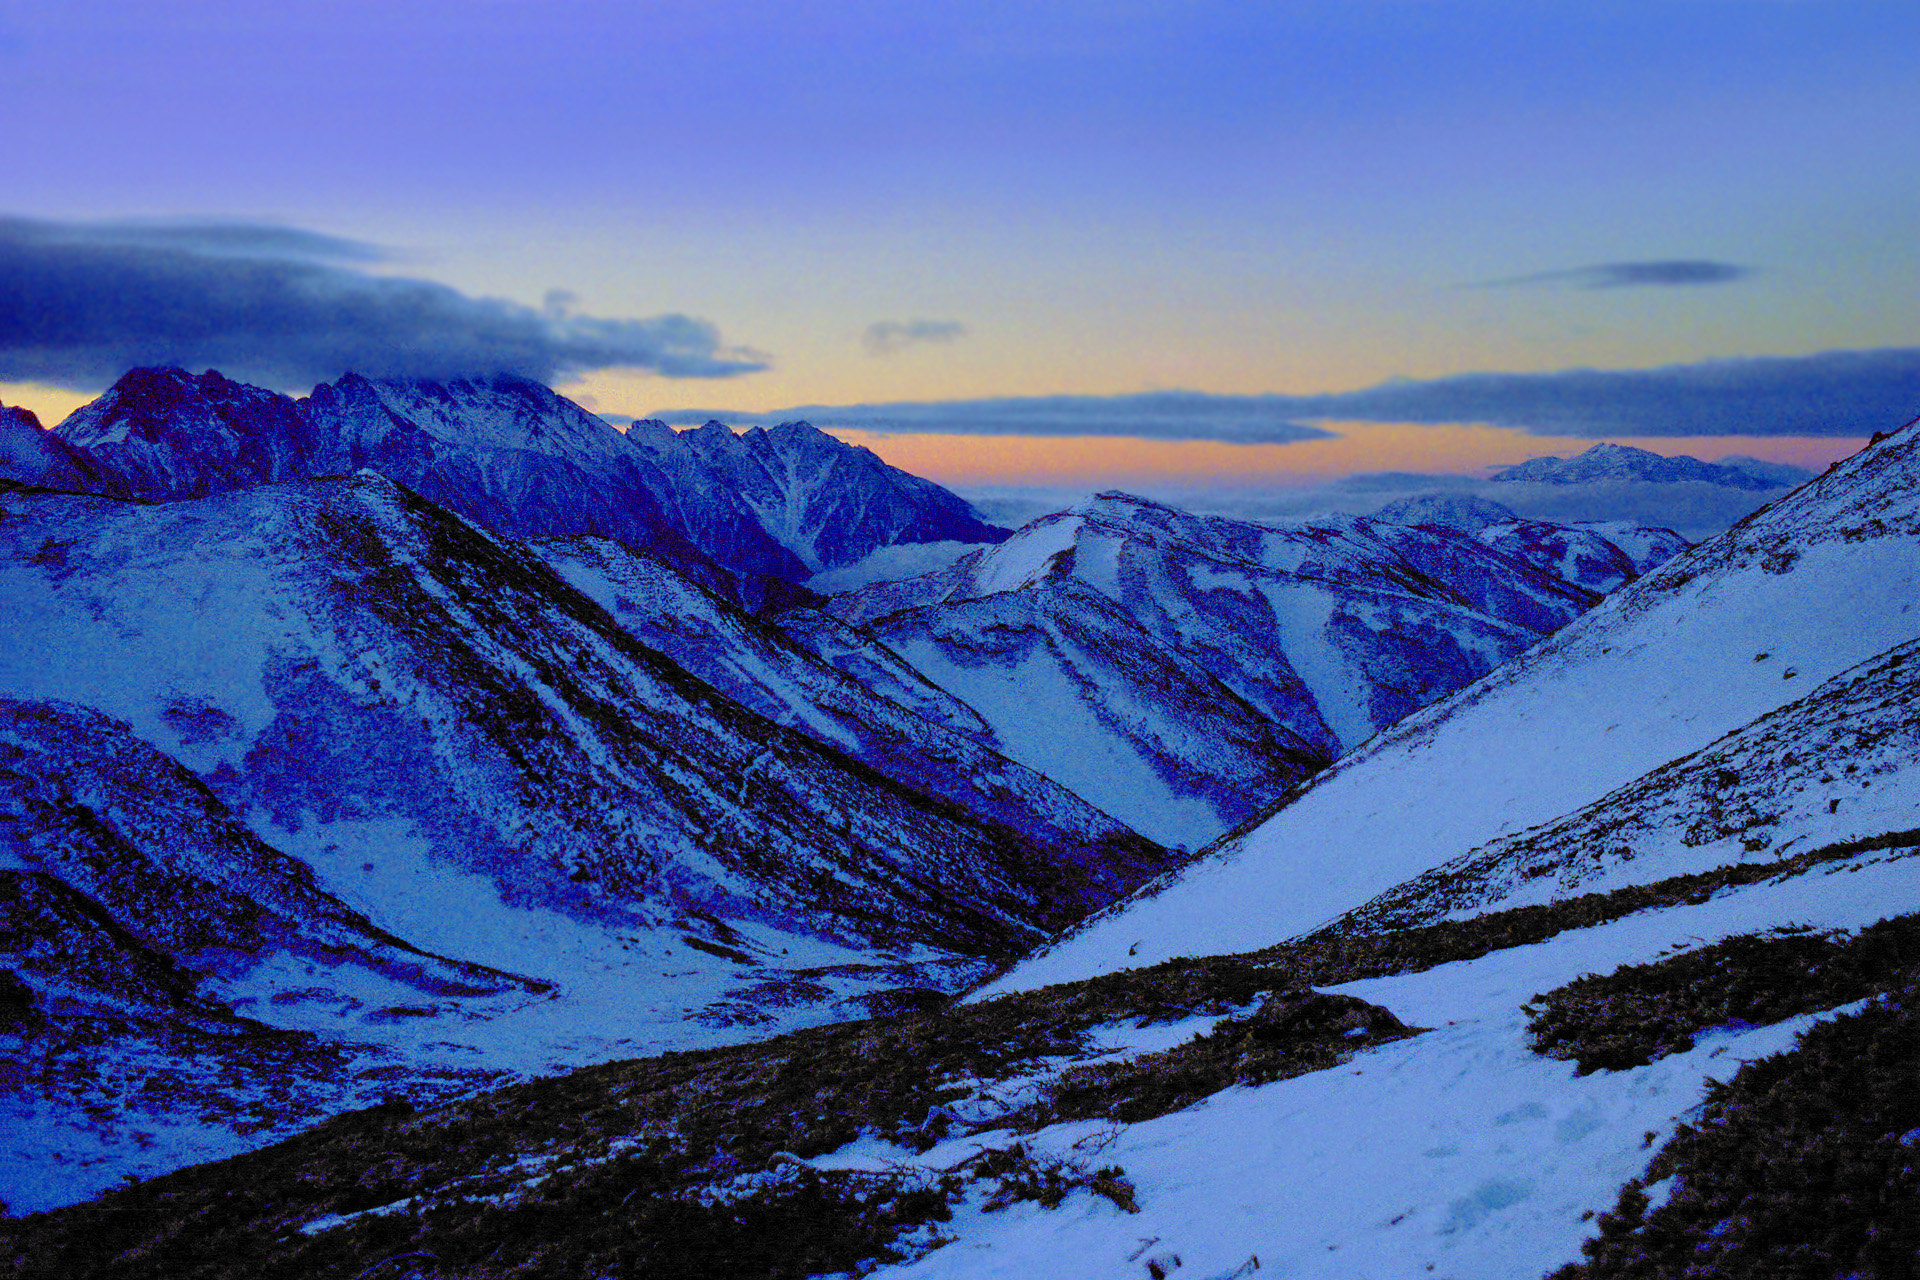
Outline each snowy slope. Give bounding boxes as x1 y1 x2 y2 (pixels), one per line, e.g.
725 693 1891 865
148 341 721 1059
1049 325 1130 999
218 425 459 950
980 421 1920 997
827 493 1626 848
861 851 1920 1279
1336 634 1920 932
0 473 1110 1208
1479 518 1688 594
0 475 1096 957
531 533 1176 902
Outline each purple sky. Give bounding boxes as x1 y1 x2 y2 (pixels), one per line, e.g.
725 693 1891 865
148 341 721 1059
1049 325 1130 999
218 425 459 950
2 1 1915 487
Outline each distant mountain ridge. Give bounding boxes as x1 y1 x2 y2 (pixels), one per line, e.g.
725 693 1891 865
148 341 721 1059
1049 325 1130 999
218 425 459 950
0 367 1010 606
1489 441 1811 489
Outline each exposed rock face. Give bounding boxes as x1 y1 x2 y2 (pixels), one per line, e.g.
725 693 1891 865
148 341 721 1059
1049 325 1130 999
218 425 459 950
54 367 324 499
0 402 110 494
1239 987 1410 1041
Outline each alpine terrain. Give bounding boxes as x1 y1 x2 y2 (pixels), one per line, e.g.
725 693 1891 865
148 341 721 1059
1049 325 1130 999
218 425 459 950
822 492 1680 847
3 370 1911 1280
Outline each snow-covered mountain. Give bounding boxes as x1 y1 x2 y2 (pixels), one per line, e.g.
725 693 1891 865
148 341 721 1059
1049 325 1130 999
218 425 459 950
0 403 110 495
1370 491 1519 533
0 472 1124 1203
982 415 1920 996
0 472 1117 954
0 367 1010 606
51 367 323 500
1489 441 1789 489
1478 517 1689 594
820 492 1660 849
635 417 1010 574
528 533 1172 900
297 371 795 596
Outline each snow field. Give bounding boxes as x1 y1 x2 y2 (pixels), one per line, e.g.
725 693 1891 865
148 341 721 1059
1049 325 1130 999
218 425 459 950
853 851 1920 1279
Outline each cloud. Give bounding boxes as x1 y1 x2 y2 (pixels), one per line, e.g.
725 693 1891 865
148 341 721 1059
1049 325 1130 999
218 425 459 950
0 216 767 390
657 348 1920 442
21 218 398 264
863 318 967 356
1302 348 1920 436
1475 259 1755 289
651 391 1338 444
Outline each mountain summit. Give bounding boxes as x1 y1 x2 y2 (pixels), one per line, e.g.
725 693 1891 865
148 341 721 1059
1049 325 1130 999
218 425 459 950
1489 441 1792 489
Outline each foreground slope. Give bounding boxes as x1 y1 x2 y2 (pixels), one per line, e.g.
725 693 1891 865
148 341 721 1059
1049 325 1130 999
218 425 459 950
7 819 1912 1276
980 418 1920 996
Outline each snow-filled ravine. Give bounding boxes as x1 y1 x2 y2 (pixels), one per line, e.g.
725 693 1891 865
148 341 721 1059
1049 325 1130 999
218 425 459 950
807 849 1920 1279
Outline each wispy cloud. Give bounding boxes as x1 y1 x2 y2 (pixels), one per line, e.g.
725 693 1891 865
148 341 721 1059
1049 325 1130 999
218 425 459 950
1474 259 1755 289
862 318 967 356
657 348 1920 442
0 216 768 390
651 391 1338 444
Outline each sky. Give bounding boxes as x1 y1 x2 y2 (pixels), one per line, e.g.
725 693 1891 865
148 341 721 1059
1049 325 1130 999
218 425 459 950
2 0 1917 499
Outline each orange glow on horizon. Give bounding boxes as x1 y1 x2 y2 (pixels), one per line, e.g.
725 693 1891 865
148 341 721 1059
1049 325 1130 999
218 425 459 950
825 421 1868 490
2 377 1867 494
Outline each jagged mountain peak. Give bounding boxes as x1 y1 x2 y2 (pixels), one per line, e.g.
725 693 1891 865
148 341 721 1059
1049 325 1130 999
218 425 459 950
307 370 629 461
1 400 42 432
57 366 291 446
50 365 320 500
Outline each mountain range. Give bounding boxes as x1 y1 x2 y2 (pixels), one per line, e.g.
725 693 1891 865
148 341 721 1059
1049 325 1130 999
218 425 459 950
5 366 1010 608
821 492 1679 847
9 367 1912 1278
0 366 1694 1212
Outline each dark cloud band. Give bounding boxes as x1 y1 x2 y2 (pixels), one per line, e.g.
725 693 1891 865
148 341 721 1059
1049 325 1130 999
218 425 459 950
0 216 767 390
659 348 1920 442
1475 259 1755 289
